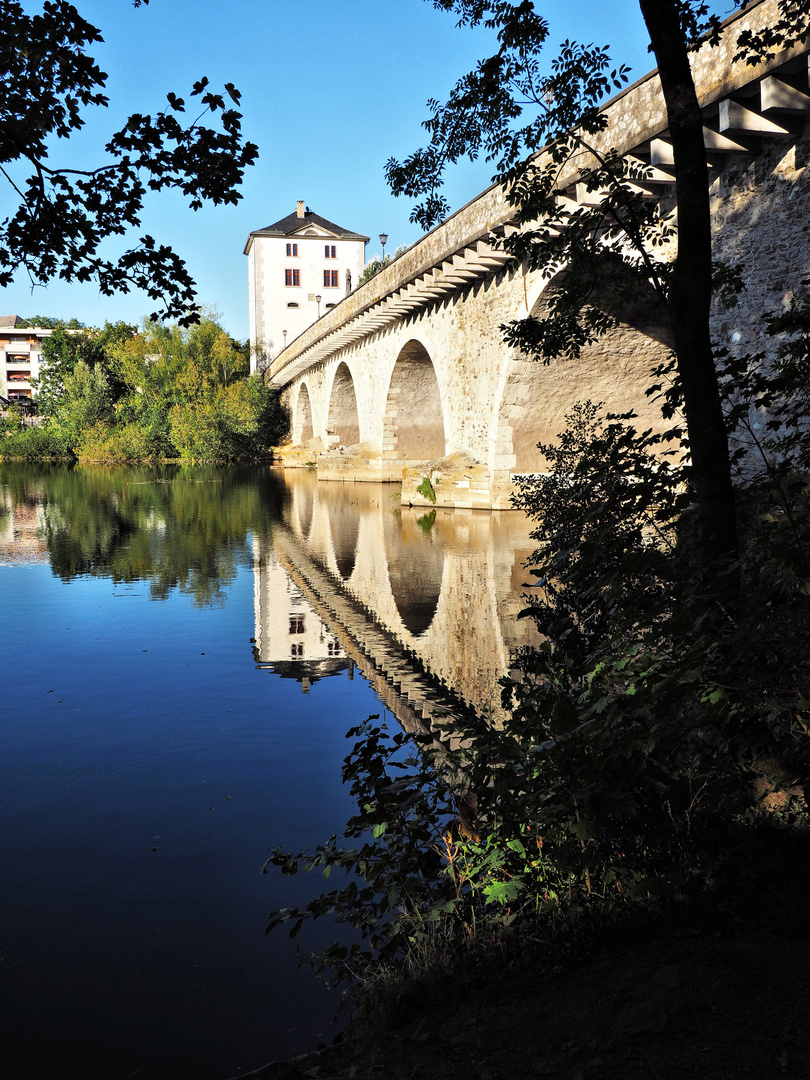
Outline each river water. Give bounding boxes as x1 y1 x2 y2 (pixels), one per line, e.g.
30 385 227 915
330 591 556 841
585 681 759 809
0 463 537 1080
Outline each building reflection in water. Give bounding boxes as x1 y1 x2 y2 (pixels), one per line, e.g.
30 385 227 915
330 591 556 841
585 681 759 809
252 470 539 731
252 541 352 694
0 487 47 565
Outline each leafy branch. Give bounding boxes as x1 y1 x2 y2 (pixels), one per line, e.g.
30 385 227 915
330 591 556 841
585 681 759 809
0 1 258 324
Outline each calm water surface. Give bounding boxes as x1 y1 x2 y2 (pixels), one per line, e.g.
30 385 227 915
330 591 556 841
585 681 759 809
0 463 535 1080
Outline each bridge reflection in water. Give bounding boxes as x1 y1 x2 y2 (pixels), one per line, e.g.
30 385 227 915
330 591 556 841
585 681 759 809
252 471 539 732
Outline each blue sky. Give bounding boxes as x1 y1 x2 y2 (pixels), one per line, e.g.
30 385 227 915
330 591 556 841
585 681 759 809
1 0 732 339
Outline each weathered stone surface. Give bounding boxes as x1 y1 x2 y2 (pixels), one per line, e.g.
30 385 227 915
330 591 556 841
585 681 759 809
267 0 810 509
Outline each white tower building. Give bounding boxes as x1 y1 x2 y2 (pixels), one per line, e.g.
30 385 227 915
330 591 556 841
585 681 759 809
244 201 368 372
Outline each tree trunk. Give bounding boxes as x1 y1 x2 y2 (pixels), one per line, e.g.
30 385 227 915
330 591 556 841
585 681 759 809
637 0 739 579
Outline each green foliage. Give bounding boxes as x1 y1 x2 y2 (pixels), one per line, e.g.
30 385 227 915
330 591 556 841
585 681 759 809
0 418 71 459
35 323 135 417
265 716 536 1003
167 378 277 462
16 316 87 330
76 420 167 463
359 246 409 286
58 360 115 446
5 314 288 464
416 476 436 503
0 0 257 323
417 509 436 534
110 316 287 462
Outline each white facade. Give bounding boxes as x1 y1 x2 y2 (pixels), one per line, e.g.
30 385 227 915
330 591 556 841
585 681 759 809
0 318 53 401
244 201 368 372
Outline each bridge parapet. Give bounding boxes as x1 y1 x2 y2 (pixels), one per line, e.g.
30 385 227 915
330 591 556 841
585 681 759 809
267 0 800 390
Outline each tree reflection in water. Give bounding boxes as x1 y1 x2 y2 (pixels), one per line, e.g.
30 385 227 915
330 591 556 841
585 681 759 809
0 461 285 606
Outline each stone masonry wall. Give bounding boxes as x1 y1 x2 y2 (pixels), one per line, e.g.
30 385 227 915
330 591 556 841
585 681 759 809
271 0 810 508
710 129 810 350
268 0 792 387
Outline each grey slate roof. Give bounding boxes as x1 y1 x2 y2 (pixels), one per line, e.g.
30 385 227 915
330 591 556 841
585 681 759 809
248 207 369 242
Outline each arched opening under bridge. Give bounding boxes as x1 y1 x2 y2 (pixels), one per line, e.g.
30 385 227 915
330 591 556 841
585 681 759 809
327 362 360 447
318 483 361 581
383 341 446 461
384 510 444 638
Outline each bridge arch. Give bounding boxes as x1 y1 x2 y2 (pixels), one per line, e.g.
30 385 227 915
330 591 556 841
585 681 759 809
294 382 314 444
285 470 315 540
492 268 674 476
383 340 446 461
327 361 360 448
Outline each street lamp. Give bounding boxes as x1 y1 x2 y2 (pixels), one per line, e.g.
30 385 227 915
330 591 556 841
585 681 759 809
315 294 322 318
282 329 287 348
379 233 388 262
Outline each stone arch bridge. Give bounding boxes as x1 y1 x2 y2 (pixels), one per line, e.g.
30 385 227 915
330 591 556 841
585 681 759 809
266 0 810 509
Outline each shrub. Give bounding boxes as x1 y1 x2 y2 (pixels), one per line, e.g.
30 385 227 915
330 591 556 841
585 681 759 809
0 419 72 459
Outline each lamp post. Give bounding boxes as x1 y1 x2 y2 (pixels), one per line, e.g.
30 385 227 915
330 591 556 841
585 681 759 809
282 329 287 349
315 294 322 318
379 233 388 263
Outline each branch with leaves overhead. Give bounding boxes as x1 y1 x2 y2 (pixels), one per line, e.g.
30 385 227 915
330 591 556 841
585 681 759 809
0 0 258 324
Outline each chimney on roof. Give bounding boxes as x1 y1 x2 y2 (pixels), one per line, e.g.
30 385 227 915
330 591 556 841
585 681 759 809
296 200 306 219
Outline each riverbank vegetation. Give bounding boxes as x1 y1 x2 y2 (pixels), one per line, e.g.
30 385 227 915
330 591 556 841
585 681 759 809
0 315 287 463
265 285 810 1037
265 0 810 1040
